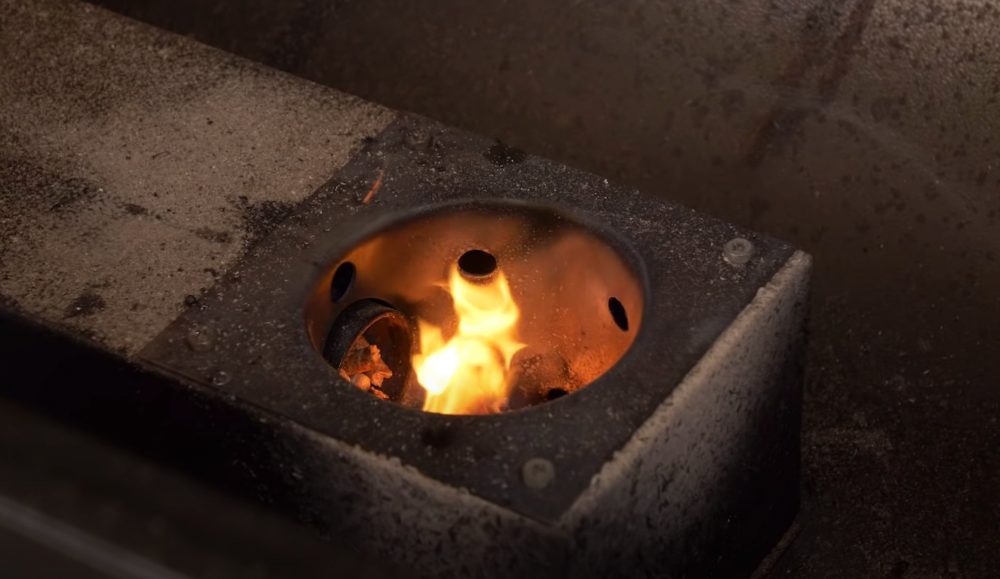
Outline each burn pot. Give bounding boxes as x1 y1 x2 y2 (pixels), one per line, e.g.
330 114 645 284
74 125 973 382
141 116 810 578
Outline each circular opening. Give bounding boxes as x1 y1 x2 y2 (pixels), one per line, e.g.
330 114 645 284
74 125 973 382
305 204 644 415
457 249 498 279
330 261 356 302
608 297 629 331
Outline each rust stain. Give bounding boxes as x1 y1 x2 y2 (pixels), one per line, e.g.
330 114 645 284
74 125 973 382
362 170 384 204
745 0 878 167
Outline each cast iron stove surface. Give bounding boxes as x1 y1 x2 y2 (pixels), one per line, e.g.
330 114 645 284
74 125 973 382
141 115 796 522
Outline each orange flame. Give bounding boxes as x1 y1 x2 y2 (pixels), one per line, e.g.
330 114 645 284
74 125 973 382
412 264 525 414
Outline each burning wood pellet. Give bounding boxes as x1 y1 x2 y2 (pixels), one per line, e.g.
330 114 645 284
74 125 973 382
339 336 393 399
351 373 371 390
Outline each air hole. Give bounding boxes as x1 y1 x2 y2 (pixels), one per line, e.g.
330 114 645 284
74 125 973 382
330 262 356 303
546 388 568 401
608 297 629 331
458 249 497 278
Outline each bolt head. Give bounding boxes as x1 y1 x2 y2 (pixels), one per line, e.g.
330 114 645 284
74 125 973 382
404 128 430 150
210 370 231 386
723 237 755 266
521 458 556 489
185 327 214 352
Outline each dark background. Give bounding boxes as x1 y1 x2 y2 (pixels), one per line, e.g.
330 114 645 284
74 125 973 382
85 1 1000 576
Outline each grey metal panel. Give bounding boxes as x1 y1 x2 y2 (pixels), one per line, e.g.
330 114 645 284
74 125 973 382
0 0 395 354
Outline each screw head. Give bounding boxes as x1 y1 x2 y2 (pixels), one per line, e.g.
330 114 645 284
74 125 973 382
521 458 556 489
185 327 214 352
210 370 231 386
404 128 430 150
722 237 755 266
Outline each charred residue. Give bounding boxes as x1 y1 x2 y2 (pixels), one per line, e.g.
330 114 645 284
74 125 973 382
64 291 106 319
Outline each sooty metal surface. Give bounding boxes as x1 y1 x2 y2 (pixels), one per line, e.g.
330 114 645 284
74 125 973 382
0 2 810 576
142 115 796 522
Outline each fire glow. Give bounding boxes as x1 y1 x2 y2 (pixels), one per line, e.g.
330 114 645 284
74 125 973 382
412 264 525 414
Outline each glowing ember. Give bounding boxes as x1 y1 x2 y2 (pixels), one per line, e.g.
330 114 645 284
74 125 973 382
412 263 525 414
